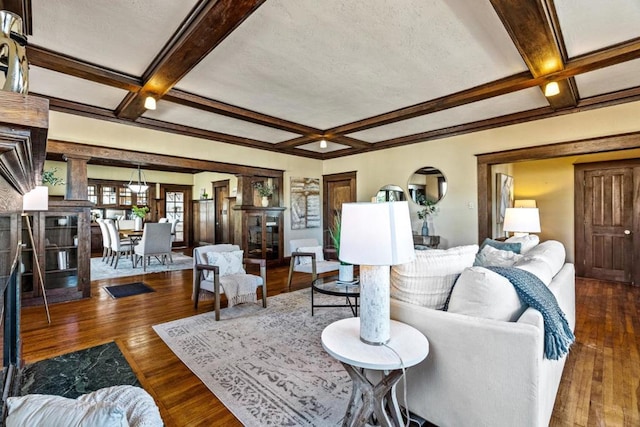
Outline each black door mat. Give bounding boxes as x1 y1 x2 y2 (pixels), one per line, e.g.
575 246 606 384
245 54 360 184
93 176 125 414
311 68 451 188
104 282 155 299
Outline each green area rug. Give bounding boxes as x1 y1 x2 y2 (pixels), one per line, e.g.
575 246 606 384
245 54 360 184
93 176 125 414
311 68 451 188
16 342 140 399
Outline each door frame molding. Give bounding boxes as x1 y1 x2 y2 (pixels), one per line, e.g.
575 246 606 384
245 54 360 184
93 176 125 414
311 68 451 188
322 171 357 249
476 130 640 243
212 179 230 244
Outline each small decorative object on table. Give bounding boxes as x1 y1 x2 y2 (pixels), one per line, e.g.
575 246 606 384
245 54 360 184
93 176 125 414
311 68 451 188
131 205 149 231
329 213 354 282
417 197 437 236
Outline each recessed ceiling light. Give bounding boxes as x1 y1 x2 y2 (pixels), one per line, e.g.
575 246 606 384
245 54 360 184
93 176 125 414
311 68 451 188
544 82 560 97
144 96 157 110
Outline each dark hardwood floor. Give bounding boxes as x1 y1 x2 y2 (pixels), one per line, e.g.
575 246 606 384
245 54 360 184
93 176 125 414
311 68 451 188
20 254 640 426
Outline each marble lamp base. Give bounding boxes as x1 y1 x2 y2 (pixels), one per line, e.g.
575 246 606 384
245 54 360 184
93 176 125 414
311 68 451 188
359 264 391 345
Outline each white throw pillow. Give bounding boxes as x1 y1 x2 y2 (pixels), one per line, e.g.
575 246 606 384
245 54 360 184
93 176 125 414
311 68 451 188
519 240 566 277
506 235 540 254
447 266 526 322
295 245 325 265
206 250 245 277
78 385 163 427
474 245 524 267
514 257 554 286
5 394 128 427
391 244 478 310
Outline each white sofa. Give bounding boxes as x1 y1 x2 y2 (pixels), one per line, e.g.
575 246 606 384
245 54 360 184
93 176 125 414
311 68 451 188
390 239 575 427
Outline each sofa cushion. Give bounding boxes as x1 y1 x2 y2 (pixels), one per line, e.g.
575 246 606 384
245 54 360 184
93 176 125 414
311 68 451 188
474 244 524 267
514 257 554 286
480 238 522 254
519 240 565 277
206 250 245 277
447 266 526 322
506 234 539 254
391 245 478 310
295 245 325 265
5 394 128 427
78 385 163 427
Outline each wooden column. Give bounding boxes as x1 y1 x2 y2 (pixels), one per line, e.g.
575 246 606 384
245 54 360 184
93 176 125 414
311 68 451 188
63 154 90 200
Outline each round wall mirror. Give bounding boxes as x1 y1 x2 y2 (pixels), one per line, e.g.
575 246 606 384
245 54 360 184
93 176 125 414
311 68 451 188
375 184 406 202
408 167 447 205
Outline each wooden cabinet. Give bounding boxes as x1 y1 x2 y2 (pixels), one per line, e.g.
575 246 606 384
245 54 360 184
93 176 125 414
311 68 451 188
21 201 91 306
193 199 215 245
234 208 284 264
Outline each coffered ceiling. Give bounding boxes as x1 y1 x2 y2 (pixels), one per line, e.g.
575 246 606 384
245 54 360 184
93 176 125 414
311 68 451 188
9 0 640 160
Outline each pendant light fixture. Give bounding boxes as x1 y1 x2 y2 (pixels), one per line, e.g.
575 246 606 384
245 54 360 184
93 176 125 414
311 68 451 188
127 165 149 193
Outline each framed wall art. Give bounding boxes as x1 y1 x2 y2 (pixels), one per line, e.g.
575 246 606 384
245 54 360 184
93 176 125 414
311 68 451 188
496 173 514 224
290 177 320 229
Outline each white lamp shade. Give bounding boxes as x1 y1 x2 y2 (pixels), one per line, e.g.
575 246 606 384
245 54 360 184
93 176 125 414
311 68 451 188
339 201 415 266
22 186 49 211
503 207 541 233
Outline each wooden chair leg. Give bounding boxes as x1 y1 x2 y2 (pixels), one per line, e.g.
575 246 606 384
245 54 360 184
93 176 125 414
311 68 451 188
262 283 267 308
287 258 296 291
214 278 221 321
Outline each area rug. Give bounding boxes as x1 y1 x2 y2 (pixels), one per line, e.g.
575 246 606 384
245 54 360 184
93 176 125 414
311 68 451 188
91 252 193 281
153 290 353 426
16 342 140 399
104 282 155 299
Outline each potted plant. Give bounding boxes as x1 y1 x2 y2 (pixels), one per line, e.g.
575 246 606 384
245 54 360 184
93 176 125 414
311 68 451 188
254 182 274 207
417 197 437 236
329 213 354 282
131 205 149 231
42 168 64 186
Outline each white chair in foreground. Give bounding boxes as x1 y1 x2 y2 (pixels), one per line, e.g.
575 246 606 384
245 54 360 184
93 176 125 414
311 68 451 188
287 238 340 291
193 244 267 321
133 222 173 271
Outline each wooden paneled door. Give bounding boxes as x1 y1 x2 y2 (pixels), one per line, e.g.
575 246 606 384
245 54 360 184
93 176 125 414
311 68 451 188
213 180 230 244
322 172 357 251
575 161 639 284
160 184 192 248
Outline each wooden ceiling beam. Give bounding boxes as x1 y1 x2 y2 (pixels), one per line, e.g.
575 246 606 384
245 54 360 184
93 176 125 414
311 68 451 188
490 0 577 109
163 89 317 135
46 139 284 177
275 135 322 149
328 38 640 136
115 0 266 121
27 45 142 92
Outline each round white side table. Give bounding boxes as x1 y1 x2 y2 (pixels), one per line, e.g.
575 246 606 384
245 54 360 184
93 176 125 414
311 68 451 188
321 317 429 427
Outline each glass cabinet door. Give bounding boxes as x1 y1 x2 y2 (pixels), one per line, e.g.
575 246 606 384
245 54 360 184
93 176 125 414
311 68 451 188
246 212 263 259
265 213 280 261
43 213 79 290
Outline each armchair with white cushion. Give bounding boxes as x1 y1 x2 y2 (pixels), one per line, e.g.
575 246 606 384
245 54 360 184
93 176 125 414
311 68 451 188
286 238 340 291
193 244 267 320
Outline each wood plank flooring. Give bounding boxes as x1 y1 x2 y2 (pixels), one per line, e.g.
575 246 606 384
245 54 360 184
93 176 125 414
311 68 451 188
20 257 640 427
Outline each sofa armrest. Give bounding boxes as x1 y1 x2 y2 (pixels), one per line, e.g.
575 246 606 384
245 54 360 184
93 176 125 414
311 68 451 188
391 299 543 427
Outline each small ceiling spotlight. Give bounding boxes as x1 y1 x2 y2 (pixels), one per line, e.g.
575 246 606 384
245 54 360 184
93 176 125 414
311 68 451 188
544 81 560 97
144 96 157 110
319 139 328 149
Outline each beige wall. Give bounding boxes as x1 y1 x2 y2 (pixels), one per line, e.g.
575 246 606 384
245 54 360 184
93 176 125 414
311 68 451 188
47 100 640 258
324 100 640 255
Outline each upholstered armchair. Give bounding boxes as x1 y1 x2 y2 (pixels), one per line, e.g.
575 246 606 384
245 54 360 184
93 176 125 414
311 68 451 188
193 244 267 320
287 238 340 291
133 222 173 271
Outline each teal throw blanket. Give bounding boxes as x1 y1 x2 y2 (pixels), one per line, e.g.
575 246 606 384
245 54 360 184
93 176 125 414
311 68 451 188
486 266 574 360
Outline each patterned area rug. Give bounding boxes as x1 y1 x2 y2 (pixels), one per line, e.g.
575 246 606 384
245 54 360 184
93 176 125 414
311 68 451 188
91 253 193 281
153 290 354 426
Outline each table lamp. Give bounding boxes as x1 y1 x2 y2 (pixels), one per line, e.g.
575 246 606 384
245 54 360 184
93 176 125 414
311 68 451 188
23 185 51 323
503 207 541 237
338 201 415 345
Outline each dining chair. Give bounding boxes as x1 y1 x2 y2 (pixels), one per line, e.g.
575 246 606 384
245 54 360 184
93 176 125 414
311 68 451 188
193 244 267 321
96 218 111 263
133 222 173 271
287 238 340 291
105 219 134 269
